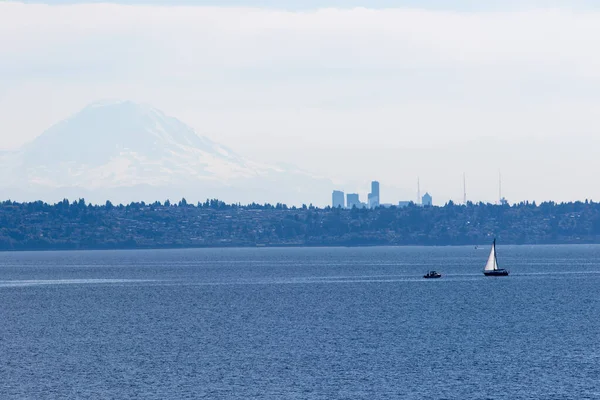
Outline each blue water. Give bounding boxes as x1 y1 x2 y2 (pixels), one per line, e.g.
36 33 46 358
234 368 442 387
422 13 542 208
1 245 600 399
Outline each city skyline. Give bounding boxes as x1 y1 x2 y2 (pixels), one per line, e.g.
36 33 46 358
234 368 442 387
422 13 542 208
332 175 513 208
333 180 434 208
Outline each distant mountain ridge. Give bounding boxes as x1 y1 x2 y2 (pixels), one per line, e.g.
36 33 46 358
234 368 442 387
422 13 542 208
0 100 332 205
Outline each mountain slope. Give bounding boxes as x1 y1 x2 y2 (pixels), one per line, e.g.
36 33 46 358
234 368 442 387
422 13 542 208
2 101 331 205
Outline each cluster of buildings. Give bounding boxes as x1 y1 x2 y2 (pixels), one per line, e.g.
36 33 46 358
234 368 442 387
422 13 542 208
332 181 432 209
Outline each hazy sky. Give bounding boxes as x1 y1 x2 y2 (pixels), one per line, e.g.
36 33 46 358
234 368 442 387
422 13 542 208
14 0 600 9
1 1 600 204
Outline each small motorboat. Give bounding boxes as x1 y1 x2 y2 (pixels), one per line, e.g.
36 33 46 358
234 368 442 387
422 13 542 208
424 270 442 279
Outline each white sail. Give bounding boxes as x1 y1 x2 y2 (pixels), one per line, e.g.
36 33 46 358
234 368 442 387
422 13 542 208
484 242 497 271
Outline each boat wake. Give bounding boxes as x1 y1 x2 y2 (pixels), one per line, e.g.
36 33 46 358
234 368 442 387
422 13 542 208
0 279 157 288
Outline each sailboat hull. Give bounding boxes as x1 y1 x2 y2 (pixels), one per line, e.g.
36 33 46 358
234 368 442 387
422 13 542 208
483 269 509 276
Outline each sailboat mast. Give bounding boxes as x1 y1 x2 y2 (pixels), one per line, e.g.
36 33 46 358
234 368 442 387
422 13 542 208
483 238 509 276
493 239 499 270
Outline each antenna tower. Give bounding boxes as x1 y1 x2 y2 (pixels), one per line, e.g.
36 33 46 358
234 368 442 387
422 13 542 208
463 173 467 205
417 177 421 205
499 171 502 204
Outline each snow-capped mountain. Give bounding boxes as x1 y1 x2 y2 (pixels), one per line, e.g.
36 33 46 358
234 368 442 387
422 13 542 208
1 101 332 205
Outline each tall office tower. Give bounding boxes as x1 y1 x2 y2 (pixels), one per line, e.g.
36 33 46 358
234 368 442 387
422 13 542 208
368 181 380 208
332 190 345 208
371 181 380 199
346 193 360 209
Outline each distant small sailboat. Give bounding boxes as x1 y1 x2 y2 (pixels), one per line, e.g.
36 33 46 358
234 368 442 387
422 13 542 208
483 239 509 276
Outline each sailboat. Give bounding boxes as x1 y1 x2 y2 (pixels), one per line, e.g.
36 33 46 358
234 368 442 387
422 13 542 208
483 239 509 276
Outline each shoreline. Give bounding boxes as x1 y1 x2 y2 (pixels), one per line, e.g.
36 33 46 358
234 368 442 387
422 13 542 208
1 241 599 253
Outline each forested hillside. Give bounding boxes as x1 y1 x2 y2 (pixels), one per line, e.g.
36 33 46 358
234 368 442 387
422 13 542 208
1 199 599 250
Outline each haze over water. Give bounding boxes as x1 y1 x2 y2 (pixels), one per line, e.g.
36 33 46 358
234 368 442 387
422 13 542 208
2 245 600 398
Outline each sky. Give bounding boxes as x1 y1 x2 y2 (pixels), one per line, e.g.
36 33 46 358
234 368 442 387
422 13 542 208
13 0 600 10
1 0 600 205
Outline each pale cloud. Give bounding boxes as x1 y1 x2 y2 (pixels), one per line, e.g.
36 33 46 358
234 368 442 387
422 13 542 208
1 2 600 204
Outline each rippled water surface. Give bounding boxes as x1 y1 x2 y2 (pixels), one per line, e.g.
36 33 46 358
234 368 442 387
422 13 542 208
2 245 600 399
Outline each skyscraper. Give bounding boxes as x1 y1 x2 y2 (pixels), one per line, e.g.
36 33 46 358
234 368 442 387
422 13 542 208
332 190 345 208
368 180 380 208
346 193 360 209
371 181 380 198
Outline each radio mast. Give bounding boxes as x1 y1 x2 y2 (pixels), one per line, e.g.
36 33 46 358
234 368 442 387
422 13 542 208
499 171 502 205
463 173 467 205
417 177 421 205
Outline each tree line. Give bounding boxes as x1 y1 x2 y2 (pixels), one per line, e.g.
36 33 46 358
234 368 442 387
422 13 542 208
1 198 599 250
